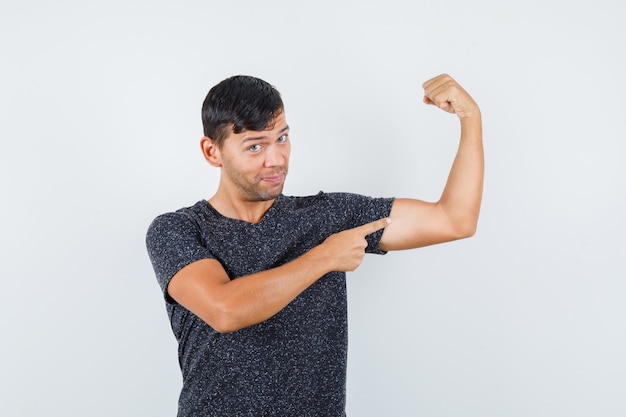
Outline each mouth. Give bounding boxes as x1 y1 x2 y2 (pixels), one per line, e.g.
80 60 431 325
261 172 285 184
261 169 287 185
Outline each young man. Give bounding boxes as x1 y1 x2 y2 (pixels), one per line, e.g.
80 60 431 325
146 74 483 416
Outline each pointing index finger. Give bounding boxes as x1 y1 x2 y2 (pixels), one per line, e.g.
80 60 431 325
356 217 392 236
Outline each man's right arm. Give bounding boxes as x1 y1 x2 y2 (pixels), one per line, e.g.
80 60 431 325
167 217 391 333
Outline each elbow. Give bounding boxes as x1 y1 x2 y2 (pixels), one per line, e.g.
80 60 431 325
210 316 246 334
458 214 479 238
450 218 479 240
212 324 239 334
438 202 481 242
203 302 248 334
211 312 249 334
461 223 477 239
209 316 238 334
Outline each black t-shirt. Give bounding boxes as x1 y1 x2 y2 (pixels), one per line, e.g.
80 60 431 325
146 192 394 417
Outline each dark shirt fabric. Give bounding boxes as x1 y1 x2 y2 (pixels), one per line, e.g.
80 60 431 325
146 192 394 417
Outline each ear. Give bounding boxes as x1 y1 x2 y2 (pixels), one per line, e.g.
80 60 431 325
200 136 222 167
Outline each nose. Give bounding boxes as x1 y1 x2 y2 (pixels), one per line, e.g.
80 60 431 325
264 145 286 167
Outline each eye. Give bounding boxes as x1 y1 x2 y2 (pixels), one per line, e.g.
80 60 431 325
248 144 262 152
277 134 288 143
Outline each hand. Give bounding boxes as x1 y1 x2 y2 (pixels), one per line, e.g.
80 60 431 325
320 218 391 272
422 74 480 121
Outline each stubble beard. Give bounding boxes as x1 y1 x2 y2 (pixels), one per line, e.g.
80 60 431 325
227 166 288 202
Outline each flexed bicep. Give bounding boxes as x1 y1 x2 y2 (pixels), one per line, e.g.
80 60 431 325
379 198 470 251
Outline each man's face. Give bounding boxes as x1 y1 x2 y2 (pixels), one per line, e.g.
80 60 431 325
217 112 291 202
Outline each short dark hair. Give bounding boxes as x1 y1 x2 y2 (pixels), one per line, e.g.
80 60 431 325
201 75 284 147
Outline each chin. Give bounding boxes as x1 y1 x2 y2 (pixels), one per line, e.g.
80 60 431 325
257 190 282 201
256 184 284 201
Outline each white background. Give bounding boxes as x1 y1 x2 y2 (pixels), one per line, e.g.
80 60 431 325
1 1 625 416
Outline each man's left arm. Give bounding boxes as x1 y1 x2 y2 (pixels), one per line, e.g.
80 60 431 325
379 74 484 251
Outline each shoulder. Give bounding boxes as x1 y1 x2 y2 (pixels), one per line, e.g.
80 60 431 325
280 191 383 207
287 192 394 209
146 201 210 244
278 192 394 223
277 192 354 217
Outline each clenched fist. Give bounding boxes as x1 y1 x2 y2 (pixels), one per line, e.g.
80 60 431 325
422 74 480 121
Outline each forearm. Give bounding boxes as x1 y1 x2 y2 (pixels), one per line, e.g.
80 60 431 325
174 218 389 333
213 244 334 332
438 113 484 236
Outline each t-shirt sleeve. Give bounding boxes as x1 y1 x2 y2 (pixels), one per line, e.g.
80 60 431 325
328 193 395 255
146 211 214 303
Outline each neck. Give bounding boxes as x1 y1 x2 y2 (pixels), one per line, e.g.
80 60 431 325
208 187 277 224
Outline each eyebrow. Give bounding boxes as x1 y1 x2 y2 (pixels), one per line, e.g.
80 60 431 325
241 125 290 143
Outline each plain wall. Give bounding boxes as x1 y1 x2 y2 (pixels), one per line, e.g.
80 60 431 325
1 1 624 416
